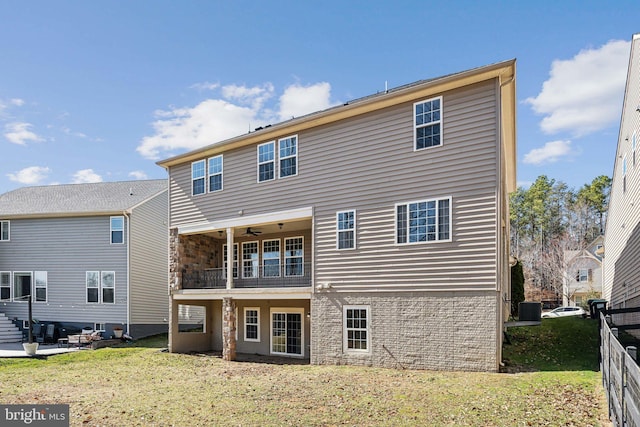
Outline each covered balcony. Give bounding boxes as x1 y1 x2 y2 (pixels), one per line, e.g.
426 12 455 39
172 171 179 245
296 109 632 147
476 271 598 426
170 207 313 293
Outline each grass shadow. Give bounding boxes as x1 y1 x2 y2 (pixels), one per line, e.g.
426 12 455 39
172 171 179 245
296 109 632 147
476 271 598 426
502 316 600 372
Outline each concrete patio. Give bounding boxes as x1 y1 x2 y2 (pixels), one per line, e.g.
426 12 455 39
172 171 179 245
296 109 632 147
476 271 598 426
0 342 80 358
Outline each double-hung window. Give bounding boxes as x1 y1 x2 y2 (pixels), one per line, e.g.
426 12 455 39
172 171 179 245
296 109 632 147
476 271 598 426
192 159 206 195
223 243 239 279
86 271 100 303
284 237 304 276
577 269 590 282
34 271 47 302
242 242 259 278
337 210 356 250
414 97 442 150
262 239 281 277
0 220 9 241
344 305 370 352
0 272 11 301
279 135 297 178
87 271 115 303
208 155 223 192
258 142 276 182
396 198 451 244
102 271 115 304
110 216 124 244
244 307 260 342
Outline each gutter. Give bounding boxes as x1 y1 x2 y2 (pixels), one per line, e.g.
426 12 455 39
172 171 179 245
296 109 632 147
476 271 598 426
123 210 131 335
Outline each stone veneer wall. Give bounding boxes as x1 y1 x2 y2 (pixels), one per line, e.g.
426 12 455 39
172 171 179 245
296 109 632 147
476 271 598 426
310 291 499 372
169 228 220 291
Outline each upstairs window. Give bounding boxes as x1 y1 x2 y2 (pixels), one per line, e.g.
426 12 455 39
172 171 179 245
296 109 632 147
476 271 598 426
0 220 9 241
414 97 442 150
223 243 239 279
279 135 298 178
284 237 304 277
192 159 206 195
633 131 637 166
262 239 281 277
576 269 591 282
242 241 259 278
208 155 223 192
110 216 124 244
337 210 356 250
623 155 628 193
396 198 451 244
258 142 276 182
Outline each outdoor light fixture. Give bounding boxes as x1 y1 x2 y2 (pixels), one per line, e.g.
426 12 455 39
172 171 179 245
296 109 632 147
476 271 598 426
278 223 283 229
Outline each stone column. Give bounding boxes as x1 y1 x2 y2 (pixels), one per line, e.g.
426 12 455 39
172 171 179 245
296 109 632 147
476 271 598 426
222 297 236 361
169 228 181 291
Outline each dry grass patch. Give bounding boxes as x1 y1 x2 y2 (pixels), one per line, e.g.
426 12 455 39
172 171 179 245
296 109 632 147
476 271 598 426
0 342 606 426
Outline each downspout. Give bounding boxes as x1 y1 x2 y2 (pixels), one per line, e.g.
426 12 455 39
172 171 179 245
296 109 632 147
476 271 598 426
123 210 131 335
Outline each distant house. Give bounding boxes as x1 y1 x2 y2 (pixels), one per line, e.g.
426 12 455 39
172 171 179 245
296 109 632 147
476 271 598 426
563 236 603 307
603 33 640 310
0 180 168 339
157 60 516 372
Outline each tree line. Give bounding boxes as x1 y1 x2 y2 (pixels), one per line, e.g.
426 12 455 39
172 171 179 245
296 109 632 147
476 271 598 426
509 175 611 305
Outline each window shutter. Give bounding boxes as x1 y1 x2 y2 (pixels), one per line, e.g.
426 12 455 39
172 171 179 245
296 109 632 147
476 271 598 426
588 269 592 282
576 271 580 281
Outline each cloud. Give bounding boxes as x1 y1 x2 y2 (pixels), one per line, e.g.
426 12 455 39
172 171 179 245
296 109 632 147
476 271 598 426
525 39 630 136
129 170 148 180
278 82 334 121
7 166 50 184
72 169 103 184
10 98 25 107
190 81 220 91
138 81 337 160
4 122 44 145
523 140 573 165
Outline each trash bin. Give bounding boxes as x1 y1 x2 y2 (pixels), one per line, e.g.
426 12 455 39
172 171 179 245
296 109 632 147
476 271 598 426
588 299 607 319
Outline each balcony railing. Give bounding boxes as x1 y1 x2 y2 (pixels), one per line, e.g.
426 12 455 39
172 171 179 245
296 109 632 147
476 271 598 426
181 262 311 290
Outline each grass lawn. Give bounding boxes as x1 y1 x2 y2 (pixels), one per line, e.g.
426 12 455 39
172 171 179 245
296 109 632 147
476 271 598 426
0 318 609 426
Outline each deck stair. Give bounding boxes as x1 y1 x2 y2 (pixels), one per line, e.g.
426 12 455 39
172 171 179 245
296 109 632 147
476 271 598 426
0 313 23 343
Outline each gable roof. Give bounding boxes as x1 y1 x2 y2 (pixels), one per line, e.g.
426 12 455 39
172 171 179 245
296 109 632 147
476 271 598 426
157 60 516 191
0 180 167 218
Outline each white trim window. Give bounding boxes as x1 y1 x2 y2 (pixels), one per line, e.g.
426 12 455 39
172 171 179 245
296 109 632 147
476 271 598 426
110 216 124 244
270 307 304 356
337 210 356 250
13 272 31 302
34 271 47 302
344 305 370 353
633 130 637 166
577 269 591 283
279 135 298 178
414 96 442 150
244 307 260 342
242 241 259 278
396 198 451 244
223 243 239 279
208 155 223 192
0 271 11 301
192 159 206 195
86 271 100 303
102 271 115 304
623 155 628 193
262 239 281 277
284 237 304 277
258 141 276 182
0 220 9 241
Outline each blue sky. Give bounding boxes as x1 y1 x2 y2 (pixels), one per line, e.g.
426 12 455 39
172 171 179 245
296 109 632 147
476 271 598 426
1 1 639 194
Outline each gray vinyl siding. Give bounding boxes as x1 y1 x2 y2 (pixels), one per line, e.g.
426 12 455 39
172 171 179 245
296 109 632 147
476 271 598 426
129 190 169 325
603 35 640 307
168 80 501 292
0 216 128 324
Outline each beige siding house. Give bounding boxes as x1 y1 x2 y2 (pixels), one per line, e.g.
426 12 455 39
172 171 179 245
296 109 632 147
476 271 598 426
603 33 640 310
158 60 516 371
563 236 603 307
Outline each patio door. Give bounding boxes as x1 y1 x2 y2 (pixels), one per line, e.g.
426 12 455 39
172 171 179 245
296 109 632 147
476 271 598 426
270 308 303 356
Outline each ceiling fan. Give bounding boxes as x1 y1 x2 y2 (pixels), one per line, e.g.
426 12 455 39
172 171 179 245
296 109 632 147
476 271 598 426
244 227 262 236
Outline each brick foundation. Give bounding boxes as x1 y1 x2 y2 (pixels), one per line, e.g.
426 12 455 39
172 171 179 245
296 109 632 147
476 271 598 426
310 291 499 372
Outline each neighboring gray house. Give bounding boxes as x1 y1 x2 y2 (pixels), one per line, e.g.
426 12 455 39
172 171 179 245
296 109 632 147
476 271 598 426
563 235 603 307
603 33 640 310
158 60 517 372
0 180 168 339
